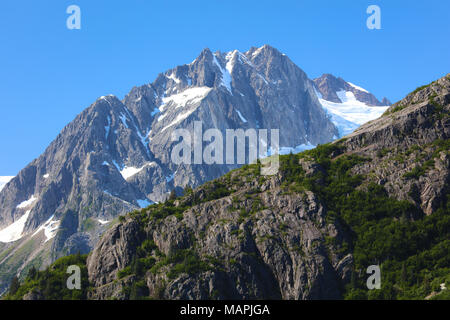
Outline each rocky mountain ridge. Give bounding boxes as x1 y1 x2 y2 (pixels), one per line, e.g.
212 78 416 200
6 74 447 300
0 45 393 294
85 74 448 300
313 73 391 106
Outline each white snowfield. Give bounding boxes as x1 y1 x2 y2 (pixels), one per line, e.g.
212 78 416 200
316 89 389 137
0 176 14 192
120 166 146 180
123 162 156 180
156 87 213 133
32 215 60 243
0 209 61 243
110 161 157 180
0 210 31 243
16 195 38 209
213 55 232 94
167 72 181 84
97 219 110 225
157 87 213 133
159 87 212 113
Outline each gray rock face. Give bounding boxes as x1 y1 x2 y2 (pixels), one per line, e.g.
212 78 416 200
313 73 390 106
87 176 350 300
85 74 449 301
0 45 339 292
343 74 450 215
87 219 144 287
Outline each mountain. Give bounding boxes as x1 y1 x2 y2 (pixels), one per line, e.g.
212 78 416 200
313 73 389 106
5 74 448 300
313 74 391 136
0 45 394 294
0 45 345 292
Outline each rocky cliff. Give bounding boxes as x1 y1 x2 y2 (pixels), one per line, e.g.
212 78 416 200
72 74 447 300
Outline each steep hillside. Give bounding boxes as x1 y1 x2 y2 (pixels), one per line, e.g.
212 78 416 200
5 74 449 300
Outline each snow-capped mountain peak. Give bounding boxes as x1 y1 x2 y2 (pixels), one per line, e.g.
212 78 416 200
313 74 390 137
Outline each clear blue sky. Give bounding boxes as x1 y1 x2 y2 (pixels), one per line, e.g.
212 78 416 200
1 0 449 175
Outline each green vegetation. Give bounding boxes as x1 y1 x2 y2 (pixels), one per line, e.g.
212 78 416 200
4 141 449 300
376 148 390 158
165 250 211 280
287 143 449 300
385 103 407 115
401 139 450 180
411 83 432 94
3 253 90 300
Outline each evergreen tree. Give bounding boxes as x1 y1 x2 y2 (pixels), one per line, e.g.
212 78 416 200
184 186 193 195
401 262 407 285
350 268 358 289
9 276 20 295
129 282 139 300
27 266 37 280
169 189 177 200
423 276 431 294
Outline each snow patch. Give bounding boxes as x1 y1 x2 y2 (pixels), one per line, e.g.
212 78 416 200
0 210 31 243
158 87 212 132
116 162 156 180
159 87 212 115
257 74 269 85
158 113 168 122
136 129 151 155
167 72 181 84
235 110 248 123
119 113 129 129
213 54 232 94
314 87 323 99
32 215 60 243
237 51 254 67
97 219 110 225
315 90 389 137
252 47 263 57
120 166 145 180
17 195 37 209
225 51 237 75
105 115 111 140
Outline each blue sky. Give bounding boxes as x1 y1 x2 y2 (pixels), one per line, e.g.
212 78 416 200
1 0 449 175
